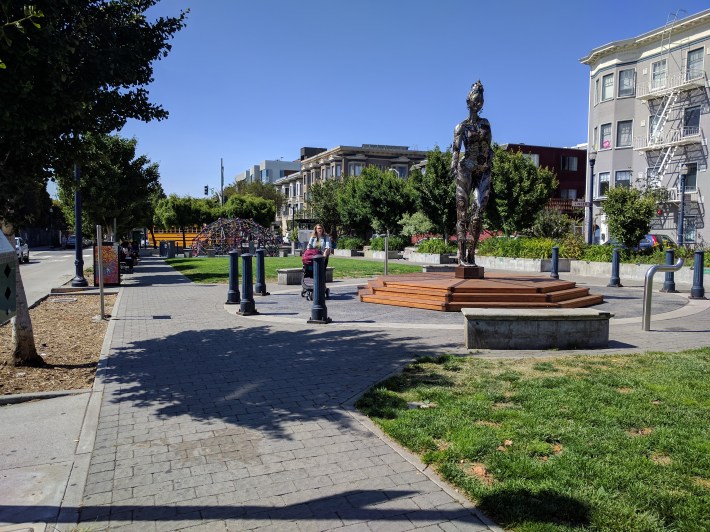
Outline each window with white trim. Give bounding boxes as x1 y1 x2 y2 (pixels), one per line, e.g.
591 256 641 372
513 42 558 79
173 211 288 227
598 172 610 197
594 77 600 105
296 182 301 197
600 123 612 150
687 47 704 81
684 106 701 137
618 69 635 97
616 120 632 148
683 216 697 243
652 59 667 91
601 73 614 101
335 163 342 177
684 162 697 193
593 127 598 150
615 170 631 189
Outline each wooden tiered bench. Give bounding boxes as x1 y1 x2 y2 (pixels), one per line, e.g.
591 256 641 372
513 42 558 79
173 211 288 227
358 271 603 311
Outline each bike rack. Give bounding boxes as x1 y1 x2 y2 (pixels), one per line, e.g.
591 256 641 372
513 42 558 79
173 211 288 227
642 258 684 331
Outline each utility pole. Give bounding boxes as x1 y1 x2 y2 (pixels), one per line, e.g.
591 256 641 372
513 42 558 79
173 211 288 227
220 158 224 206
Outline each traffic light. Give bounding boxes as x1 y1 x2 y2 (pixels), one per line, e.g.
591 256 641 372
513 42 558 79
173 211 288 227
204 185 208 196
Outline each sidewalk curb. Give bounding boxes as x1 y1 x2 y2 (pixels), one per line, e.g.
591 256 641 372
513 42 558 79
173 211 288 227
342 373 505 532
51 286 123 532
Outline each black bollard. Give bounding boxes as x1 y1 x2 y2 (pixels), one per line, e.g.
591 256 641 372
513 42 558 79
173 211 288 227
308 254 331 324
226 250 241 304
238 253 257 315
254 248 269 296
690 250 706 299
550 246 559 279
607 247 623 287
660 248 677 293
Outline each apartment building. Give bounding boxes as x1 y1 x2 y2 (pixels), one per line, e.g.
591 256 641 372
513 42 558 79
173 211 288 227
500 143 588 215
580 9 710 245
235 159 300 185
273 144 427 235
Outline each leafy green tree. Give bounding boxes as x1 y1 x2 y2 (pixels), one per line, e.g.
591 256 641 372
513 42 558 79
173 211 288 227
337 176 371 237
56 134 162 240
486 147 558 236
229 180 286 211
407 146 456 239
399 211 435 238
154 195 198 249
338 167 413 236
0 0 185 367
602 187 657 250
309 179 344 239
222 194 276 228
531 209 573 239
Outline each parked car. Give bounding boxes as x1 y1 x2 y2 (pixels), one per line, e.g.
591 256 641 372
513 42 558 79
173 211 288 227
14 236 29 263
65 235 91 248
639 234 675 252
605 234 676 253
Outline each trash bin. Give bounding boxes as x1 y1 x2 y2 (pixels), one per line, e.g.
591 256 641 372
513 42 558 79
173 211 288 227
159 241 167 257
167 241 175 259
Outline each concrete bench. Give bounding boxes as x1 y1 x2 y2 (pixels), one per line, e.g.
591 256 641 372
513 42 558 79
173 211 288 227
462 308 613 350
277 267 333 285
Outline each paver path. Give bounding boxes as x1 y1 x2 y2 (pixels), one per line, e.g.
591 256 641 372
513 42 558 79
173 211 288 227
76 258 495 531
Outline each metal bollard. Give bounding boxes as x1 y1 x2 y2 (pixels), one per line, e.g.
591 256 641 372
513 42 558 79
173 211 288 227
550 246 559 279
226 250 240 304
690 250 706 299
308 254 331 324
607 247 622 287
660 249 677 293
238 253 257 315
254 248 269 296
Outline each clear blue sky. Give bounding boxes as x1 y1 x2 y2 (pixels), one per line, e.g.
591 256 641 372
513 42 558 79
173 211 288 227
114 0 710 197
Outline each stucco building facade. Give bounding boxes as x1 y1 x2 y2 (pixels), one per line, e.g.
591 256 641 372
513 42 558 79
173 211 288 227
580 9 710 245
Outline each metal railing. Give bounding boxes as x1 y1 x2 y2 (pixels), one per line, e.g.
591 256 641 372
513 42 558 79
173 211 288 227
636 71 706 99
634 126 704 150
642 258 684 330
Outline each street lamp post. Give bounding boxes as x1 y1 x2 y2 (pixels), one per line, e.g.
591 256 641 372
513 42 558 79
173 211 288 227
71 163 88 287
587 150 597 245
291 205 296 255
678 163 688 247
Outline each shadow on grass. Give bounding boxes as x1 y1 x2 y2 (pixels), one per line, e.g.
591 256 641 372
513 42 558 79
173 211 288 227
478 488 590 529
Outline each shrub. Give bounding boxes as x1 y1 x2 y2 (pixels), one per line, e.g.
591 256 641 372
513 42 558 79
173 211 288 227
559 233 585 260
580 244 614 263
370 235 408 251
417 238 456 254
531 209 573 239
336 236 364 250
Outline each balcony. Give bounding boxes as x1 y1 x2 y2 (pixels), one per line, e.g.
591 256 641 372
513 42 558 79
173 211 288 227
633 127 704 152
636 71 707 100
665 184 700 203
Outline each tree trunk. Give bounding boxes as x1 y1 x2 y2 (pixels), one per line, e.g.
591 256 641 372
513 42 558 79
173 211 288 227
149 227 156 247
181 227 186 249
1 231 45 367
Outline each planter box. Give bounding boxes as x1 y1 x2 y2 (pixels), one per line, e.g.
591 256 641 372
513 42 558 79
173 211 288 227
364 250 401 259
408 252 455 264
333 249 359 257
476 256 570 272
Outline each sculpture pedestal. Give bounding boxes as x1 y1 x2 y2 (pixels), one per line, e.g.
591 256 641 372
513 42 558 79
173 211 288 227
455 265 484 279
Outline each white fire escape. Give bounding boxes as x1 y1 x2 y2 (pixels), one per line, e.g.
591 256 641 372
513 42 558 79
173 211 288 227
633 12 706 191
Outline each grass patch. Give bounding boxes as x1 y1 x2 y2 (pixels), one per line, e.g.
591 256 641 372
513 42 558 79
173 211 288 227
165 256 422 283
356 351 710 531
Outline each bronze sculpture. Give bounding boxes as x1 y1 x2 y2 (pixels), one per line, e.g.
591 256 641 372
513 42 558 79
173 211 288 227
452 80 493 268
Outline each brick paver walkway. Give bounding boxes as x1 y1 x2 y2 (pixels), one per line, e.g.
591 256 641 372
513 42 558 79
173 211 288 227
76 258 495 531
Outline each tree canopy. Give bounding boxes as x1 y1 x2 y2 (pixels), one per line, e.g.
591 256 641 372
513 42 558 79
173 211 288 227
308 179 344 238
485 147 558 236
407 146 456 239
56 134 163 238
602 187 657 250
0 0 187 227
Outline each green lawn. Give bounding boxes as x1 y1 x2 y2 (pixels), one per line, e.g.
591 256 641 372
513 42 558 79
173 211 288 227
165 256 421 283
357 350 710 532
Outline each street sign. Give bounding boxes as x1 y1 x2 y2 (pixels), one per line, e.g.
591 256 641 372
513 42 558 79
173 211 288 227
571 200 586 207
